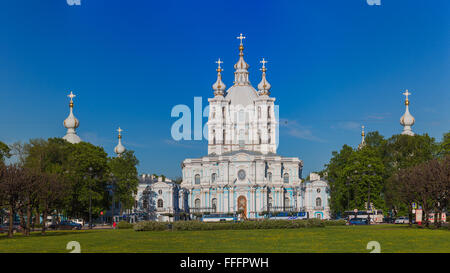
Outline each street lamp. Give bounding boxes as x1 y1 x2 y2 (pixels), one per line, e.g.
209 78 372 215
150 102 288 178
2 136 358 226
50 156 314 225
346 176 350 211
109 172 116 226
86 167 98 230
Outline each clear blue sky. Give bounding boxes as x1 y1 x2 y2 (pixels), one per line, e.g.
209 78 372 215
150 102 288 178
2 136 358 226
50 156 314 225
0 0 448 179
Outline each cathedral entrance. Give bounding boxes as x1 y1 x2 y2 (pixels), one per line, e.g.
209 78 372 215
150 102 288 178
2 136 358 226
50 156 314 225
237 196 247 220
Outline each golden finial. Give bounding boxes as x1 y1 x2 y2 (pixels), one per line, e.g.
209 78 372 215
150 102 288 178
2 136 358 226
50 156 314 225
215 58 223 72
403 89 411 106
67 91 76 107
236 33 246 53
260 58 268 72
361 125 365 137
117 127 123 139
236 33 246 45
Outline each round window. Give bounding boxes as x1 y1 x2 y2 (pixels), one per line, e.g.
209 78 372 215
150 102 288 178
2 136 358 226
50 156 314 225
158 190 162 195
238 169 246 180
317 188 321 193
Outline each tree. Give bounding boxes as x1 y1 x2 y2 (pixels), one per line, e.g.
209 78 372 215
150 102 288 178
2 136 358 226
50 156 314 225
39 173 68 235
108 150 139 214
0 164 27 237
325 144 356 216
22 138 73 226
437 132 450 158
65 142 110 223
0 141 11 164
342 146 385 212
383 134 438 215
383 133 437 175
365 131 386 151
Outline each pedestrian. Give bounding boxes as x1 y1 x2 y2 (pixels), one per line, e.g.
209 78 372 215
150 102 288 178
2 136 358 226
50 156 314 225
113 221 116 229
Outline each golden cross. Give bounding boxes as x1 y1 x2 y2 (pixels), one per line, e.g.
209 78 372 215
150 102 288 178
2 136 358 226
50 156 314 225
236 33 246 45
67 91 76 101
117 127 123 135
215 58 223 69
260 58 268 69
403 89 411 100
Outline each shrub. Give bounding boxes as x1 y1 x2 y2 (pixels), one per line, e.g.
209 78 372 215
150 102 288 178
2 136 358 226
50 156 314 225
133 219 335 232
117 221 134 229
134 221 167 231
323 219 346 226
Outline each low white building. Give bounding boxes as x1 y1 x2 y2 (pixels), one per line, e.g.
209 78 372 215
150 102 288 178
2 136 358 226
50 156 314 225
301 173 331 219
135 174 180 222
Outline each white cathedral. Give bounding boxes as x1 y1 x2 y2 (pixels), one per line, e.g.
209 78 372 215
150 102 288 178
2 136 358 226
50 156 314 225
60 34 417 222
179 34 331 220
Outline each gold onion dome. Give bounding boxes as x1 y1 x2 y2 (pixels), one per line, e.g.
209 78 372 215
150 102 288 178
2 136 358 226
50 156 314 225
399 90 415 136
257 58 271 95
233 33 250 86
62 91 81 144
212 58 226 96
114 127 126 157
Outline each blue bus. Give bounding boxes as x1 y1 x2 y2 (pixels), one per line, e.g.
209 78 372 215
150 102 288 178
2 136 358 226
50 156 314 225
267 212 308 220
201 214 238 222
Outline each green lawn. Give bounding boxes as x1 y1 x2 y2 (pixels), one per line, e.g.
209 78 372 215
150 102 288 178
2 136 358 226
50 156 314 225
0 224 448 253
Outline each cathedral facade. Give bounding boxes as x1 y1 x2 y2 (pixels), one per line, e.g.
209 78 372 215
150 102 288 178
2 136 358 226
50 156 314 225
179 35 330 220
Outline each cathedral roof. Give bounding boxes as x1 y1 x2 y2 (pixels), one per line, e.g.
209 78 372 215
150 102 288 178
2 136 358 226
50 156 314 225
225 85 258 106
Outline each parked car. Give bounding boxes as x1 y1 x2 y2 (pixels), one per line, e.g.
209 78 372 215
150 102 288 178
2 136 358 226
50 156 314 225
383 217 396 224
394 217 409 224
1 222 22 233
71 219 83 225
347 218 369 225
54 221 82 230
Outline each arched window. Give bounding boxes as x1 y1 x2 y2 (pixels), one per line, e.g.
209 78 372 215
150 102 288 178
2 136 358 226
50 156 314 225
268 197 272 210
212 198 217 211
283 173 289 183
284 197 290 207
212 129 216 144
157 199 163 208
267 106 271 118
194 198 201 208
268 128 271 144
223 129 226 144
211 173 217 183
268 172 272 182
316 197 322 207
195 174 200 185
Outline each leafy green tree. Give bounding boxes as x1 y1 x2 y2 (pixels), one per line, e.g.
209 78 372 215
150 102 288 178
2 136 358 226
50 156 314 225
365 131 386 151
383 133 437 175
437 131 450 158
342 147 385 211
22 138 73 225
108 150 139 214
382 134 438 215
0 141 11 164
325 144 355 216
65 142 110 222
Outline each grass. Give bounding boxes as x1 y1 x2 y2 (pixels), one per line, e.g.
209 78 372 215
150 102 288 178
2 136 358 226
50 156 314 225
0 224 448 253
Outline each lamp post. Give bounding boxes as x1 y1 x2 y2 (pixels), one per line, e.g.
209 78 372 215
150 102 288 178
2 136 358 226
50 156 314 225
346 176 350 211
109 172 116 226
86 167 98 230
